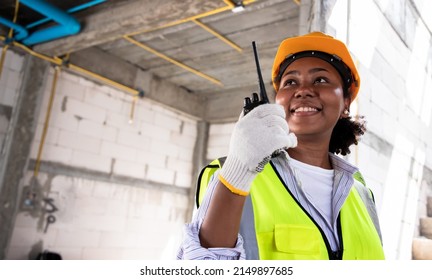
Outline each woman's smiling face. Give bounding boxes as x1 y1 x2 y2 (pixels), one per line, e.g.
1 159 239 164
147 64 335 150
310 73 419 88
275 57 350 141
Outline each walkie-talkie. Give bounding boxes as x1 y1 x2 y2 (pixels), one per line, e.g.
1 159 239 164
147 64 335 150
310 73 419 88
243 41 270 115
243 41 287 158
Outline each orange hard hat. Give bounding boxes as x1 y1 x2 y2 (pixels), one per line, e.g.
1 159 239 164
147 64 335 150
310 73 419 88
272 32 360 101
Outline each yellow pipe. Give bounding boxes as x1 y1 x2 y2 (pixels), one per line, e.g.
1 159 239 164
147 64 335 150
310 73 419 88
126 0 256 37
14 41 63 65
8 0 20 38
67 63 140 95
0 35 140 96
192 19 242 52
34 66 60 178
0 45 10 79
293 0 301 5
123 35 223 86
129 95 138 124
124 0 256 86
126 10 229 37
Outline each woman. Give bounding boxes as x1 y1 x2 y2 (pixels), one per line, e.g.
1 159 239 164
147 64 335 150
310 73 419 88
178 32 385 260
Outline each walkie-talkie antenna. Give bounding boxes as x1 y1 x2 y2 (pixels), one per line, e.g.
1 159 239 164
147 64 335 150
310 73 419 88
252 41 269 103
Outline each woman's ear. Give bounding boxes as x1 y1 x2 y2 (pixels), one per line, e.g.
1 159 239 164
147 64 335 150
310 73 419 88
340 97 351 119
344 95 351 108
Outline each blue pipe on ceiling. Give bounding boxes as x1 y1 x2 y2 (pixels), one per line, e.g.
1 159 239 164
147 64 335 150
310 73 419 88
0 17 28 40
20 0 81 46
26 0 106 29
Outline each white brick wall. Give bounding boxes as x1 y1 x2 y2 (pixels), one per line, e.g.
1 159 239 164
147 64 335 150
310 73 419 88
100 141 136 161
113 159 145 178
28 70 198 186
8 174 187 260
67 97 107 123
7 69 198 259
206 122 235 161
147 166 175 185
71 151 111 173
117 130 151 150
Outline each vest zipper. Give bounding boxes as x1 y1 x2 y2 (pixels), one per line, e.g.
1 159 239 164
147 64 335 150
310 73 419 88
334 215 344 260
271 161 343 260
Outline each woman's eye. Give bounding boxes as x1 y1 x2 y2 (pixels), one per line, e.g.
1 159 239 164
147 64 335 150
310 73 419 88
282 79 296 87
314 77 327 84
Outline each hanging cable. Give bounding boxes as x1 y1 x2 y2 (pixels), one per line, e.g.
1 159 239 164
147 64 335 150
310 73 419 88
129 95 138 124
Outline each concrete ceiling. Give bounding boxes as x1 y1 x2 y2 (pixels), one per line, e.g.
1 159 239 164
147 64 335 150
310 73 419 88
1 0 301 122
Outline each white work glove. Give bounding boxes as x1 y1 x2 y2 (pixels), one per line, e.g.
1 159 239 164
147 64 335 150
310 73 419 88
218 104 297 196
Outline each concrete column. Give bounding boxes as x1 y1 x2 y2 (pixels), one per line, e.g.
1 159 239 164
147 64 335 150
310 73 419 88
186 120 209 221
0 55 49 259
298 0 337 34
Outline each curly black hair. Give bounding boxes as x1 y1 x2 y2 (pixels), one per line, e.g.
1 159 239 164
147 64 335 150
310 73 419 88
329 113 366 156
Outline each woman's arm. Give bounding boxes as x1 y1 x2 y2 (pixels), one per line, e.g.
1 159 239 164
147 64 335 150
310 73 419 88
199 181 246 248
177 172 246 260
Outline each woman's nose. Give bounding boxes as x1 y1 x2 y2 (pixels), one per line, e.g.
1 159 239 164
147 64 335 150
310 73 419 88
294 84 316 98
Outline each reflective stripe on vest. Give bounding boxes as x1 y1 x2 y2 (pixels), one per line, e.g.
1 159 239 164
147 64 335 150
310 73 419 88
196 158 385 260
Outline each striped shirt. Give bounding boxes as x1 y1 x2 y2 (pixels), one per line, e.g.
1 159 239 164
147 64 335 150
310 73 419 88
177 152 359 260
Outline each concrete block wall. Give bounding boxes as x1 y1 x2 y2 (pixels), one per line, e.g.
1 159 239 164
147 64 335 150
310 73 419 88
28 70 197 188
8 173 188 260
6 68 197 259
206 122 235 161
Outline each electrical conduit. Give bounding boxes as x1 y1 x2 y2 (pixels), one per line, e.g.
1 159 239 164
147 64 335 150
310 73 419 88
0 17 28 41
20 0 81 45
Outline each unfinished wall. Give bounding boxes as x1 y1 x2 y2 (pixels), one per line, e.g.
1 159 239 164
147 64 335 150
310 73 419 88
5 65 197 259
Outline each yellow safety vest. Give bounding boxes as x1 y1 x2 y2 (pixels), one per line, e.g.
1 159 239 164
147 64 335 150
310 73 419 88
196 158 385 260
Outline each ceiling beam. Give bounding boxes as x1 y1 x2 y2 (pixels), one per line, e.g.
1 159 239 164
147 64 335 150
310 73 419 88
69 47 205 119
34 0 230 56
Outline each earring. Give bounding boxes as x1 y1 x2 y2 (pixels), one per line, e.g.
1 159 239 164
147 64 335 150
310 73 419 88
340 109 350 120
